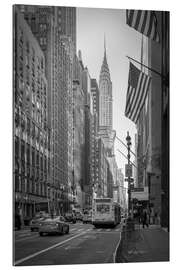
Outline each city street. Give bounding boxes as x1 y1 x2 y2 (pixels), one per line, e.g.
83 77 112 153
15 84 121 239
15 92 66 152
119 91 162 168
14 222 123 266
12 5 169 266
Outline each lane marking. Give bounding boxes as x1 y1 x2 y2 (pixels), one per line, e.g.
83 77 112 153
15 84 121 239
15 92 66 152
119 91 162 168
97 229 101 232
14 231 86 266
106 229 111 232
113 231 122 263
77 229 84 232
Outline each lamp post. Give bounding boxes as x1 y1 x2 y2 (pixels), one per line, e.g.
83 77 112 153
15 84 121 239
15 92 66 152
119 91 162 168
126 131 132 216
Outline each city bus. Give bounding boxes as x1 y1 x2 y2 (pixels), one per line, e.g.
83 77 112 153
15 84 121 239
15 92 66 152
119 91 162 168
92 198 121 227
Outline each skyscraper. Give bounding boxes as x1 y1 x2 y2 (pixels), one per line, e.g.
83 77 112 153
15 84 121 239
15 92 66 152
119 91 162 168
99 37 112 129
14 7 50 220
98 38 115 156
18 5 76 213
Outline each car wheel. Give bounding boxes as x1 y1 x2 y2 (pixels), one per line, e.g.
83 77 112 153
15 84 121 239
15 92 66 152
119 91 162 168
31 228 34 232
39 232 44 236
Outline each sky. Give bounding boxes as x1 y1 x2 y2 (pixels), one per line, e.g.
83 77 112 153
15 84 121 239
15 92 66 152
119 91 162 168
77 7 142 175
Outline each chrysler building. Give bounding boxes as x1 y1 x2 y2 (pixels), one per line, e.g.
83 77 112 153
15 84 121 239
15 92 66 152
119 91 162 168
98 37 115 157
99 37 113 129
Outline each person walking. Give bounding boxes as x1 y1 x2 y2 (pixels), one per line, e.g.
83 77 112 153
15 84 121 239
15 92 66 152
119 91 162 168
142 209 149 228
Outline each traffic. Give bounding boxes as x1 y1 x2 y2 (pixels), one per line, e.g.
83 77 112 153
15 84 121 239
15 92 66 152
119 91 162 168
15 199 123 236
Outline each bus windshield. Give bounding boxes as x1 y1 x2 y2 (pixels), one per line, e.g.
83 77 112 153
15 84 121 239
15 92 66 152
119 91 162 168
96 204 110 213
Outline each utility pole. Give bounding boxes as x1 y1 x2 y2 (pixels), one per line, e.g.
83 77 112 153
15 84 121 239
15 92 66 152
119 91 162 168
126 131 132 216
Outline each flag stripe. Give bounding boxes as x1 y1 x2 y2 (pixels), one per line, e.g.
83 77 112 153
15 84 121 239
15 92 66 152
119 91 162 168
125 85 132 113
143 11 151 36
140 11 148 35
125 86 135 116
131 10 138 28
138 11 146 32
133 77 151 123
134 10 142 30
129 73 145 120
128 10 135 26
131 75 150 122
125 63 151 124
147 12 154 37
126 9 159 42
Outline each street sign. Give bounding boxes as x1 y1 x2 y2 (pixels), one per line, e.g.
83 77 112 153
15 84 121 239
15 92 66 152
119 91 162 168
125 164 132 177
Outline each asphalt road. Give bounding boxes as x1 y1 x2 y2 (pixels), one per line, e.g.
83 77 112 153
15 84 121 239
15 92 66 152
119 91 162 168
14 222 122 266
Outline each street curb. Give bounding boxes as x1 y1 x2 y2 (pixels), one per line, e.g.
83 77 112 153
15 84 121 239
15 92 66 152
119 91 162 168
113 222 125 263
113 231 122 263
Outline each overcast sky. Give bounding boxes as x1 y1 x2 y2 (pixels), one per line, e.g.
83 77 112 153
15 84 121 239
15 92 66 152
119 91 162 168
77 7 142 175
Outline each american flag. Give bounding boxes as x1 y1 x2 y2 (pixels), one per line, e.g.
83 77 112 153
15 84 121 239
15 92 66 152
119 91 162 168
125 63 151 124
126 10 160 42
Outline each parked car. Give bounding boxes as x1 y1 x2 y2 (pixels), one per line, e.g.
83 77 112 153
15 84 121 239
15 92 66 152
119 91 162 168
14 214 21 230
64 212 76 223
30 212 49 232
39 216 69 236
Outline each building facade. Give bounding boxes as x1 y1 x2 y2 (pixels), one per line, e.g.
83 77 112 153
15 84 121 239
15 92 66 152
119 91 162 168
82 67 93 208
17 5 77 214
73 61 85 210
14 7 50 221
136 11 169 229
99 41 112 129
95 138 108 197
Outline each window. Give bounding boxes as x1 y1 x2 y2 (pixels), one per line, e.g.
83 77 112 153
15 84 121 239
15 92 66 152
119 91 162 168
96 204 110 213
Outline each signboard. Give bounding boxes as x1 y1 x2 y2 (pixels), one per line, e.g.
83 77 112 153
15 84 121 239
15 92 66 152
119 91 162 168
125 164 132 177
131 187 149 201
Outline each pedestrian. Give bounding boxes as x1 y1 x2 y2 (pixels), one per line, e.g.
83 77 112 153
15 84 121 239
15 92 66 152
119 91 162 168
142 209 149 228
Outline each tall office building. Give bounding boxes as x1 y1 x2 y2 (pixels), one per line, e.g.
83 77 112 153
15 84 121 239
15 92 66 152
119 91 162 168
98 38 115 156
14 7 50 220
98 38 118 199
99 38 112 129
18 5 76 213
54 7 76 54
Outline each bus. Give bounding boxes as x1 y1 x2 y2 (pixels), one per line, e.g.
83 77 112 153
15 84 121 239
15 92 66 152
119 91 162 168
92 198 121 228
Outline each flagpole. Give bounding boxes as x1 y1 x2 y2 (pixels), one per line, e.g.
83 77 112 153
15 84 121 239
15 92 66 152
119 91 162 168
126 55 166 79
117 149 137 169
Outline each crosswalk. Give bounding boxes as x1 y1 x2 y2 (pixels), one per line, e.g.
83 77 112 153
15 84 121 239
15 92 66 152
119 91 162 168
68 227 122 234
15 225 122 242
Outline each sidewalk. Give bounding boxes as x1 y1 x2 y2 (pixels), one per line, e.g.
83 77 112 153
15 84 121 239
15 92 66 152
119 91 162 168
116 223 169 263
14 226 31 234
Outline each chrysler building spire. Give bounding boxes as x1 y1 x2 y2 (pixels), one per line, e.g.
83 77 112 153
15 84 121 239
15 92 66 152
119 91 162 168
104 33 106 58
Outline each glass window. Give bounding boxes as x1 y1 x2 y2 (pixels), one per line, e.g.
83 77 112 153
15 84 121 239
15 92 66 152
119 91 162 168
96 204 110 213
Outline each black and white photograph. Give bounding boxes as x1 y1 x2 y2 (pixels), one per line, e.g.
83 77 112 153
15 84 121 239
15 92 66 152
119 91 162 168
12 2 169 266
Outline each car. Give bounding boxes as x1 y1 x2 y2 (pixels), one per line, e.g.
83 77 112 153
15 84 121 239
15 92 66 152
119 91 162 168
82 213 92 224
64 213 76 223
14 214 21 230
74 211 83 221
39 216 69 236
30 212 49 232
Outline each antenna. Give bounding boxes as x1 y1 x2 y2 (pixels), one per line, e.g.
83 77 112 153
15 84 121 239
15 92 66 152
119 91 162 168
104 33 106 56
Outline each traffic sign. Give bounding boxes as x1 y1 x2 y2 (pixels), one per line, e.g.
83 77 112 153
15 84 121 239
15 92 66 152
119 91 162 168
125 164 132 177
